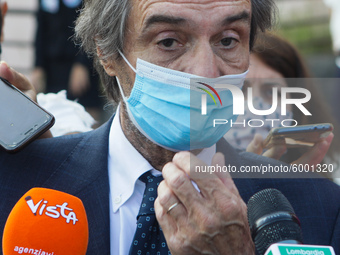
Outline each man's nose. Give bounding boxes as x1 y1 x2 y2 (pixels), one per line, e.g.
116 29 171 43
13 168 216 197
185 43 221 78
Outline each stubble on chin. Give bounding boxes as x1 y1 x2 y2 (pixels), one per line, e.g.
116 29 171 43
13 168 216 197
119 102 176 171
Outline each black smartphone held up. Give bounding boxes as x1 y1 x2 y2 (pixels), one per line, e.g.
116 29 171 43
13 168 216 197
0 77 55 153
263 123 333 149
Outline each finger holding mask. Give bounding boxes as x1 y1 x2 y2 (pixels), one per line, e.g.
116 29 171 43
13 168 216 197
155 151 254 255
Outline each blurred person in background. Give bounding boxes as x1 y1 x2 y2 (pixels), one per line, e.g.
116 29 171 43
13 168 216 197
31 0 104 124
323 0 340 125
323 0 340 77
224 32 340 181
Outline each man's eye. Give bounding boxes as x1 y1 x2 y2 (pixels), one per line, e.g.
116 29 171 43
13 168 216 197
220 37 237 48
158 38 176 48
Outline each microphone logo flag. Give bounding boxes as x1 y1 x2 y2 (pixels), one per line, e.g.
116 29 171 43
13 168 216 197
265 244 335 255
25 196 78 224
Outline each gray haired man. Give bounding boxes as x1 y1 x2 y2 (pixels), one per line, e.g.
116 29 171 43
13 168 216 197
76 0 273 253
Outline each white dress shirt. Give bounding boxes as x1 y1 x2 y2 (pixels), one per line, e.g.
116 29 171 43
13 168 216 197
108 108 216 255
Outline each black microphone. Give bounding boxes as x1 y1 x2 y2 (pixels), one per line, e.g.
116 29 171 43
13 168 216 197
247 188 303 255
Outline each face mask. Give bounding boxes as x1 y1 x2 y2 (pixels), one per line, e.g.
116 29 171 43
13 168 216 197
224 97 293 150
117 53 248 151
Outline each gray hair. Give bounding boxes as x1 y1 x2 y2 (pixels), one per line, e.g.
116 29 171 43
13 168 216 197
75 0 131 103
75 0 276 103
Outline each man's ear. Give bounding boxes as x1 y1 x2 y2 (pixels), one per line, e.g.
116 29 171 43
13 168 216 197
96 46 117 77
1 2 8 43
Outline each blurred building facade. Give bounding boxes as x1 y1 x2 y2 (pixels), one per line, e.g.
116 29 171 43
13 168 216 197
2 0 37 78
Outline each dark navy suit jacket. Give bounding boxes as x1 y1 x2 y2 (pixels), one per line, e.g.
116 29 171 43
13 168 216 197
0 118 339 254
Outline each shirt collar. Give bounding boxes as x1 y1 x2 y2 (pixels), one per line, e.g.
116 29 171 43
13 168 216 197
108 106 216 212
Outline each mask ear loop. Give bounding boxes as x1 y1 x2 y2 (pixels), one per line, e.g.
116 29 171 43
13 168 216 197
116 77 128 101
118 50 137 73
116 50 139 100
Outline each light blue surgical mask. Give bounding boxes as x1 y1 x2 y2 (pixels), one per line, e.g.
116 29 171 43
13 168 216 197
117 53 248 151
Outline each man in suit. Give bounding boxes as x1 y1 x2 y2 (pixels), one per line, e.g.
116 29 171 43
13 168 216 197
0 0 339 255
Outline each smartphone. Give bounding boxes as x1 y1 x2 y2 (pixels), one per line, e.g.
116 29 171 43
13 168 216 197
263 123 333 149
0 77 55 153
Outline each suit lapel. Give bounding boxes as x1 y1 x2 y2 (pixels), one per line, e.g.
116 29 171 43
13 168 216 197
43 119 113 253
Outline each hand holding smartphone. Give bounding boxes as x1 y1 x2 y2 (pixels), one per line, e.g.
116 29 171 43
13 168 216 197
0 77 54 153
263 123 333 149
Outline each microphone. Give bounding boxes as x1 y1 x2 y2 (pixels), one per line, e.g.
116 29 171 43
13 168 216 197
2 188 88 255
247 188 335 255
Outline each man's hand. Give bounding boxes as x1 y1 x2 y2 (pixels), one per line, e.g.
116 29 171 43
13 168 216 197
155 151 254 255
246 133 334 167
0 61 37 101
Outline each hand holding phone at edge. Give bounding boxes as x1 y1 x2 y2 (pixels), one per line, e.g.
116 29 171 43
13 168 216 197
246 133 334 167
0 62 52 139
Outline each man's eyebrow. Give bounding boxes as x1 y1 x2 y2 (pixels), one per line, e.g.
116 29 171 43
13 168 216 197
221 11 251 26
141 11 250 33
142 15 186 32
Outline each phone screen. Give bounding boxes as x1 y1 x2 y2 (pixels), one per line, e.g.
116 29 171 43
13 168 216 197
0 78 54 151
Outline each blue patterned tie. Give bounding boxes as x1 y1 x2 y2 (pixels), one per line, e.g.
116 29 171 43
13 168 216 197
129 172 170 255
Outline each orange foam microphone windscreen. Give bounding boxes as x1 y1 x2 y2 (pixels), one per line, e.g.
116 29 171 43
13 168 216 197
2 188 88 255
